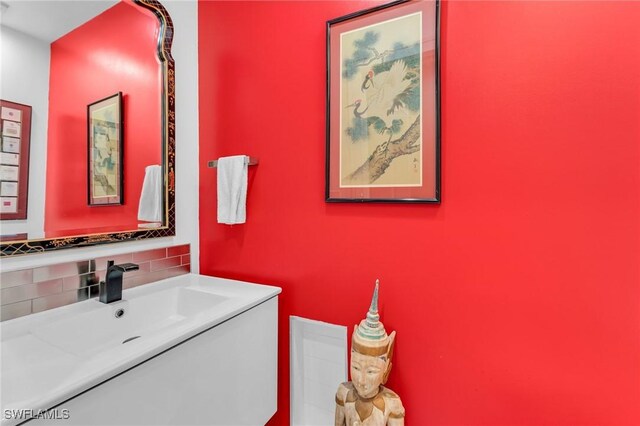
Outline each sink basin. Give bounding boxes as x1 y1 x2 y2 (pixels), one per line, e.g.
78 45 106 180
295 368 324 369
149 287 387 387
31 287 228 357
0 274 281 426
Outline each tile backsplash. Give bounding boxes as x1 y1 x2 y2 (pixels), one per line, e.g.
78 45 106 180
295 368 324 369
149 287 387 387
0 244 191 321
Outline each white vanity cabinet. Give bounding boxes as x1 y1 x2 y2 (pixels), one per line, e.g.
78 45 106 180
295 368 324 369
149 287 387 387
29 297 278 426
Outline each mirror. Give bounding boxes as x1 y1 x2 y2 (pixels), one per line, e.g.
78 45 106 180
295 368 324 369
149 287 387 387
0 0 175 256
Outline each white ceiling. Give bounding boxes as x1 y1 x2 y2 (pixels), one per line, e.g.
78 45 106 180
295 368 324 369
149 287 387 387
0 0 119 43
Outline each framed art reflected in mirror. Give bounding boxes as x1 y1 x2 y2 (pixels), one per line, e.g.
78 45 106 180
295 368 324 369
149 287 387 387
0 100 31 221
88 92 123 206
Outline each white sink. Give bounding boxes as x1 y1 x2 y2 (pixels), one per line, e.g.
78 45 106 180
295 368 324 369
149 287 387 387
30 287 228 358
0 274 281 426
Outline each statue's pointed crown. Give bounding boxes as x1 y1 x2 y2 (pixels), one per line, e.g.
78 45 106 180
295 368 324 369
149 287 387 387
356 280 387 341
352 280 393 357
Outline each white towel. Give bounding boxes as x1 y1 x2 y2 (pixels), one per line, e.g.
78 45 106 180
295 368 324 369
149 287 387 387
217 155 248 224
138 165 163 223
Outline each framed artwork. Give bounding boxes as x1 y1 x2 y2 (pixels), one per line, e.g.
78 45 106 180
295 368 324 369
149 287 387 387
88 92 123 206
326 0 440 203
0 100 31 220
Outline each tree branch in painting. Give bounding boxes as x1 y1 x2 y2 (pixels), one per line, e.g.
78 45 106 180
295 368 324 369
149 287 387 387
345 114 421 185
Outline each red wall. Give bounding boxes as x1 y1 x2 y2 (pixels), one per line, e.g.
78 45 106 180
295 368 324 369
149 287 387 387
46 2 161 236
198 1 640 424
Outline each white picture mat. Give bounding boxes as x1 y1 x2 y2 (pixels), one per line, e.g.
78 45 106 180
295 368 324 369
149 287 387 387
1 107 22 122
0 196 17 213
0 152 19 166
2 120 21 137
2 137 20 153
0 165 19 181
1 181 18 196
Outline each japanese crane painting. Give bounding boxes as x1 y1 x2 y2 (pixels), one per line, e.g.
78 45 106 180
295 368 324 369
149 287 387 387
88 92 123 206
327 0 440 203
341 12 422 187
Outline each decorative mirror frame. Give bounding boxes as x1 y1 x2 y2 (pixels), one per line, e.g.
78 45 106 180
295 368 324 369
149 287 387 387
0 0 175 257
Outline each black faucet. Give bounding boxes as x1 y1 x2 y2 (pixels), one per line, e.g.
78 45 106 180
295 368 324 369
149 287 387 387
99 260 139 304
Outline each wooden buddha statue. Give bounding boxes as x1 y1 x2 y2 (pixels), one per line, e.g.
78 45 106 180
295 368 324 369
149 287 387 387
335 280 405 426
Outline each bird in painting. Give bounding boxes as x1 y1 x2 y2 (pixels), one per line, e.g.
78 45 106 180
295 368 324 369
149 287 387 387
345 99 369 118
346 60 415 142
361 60 412 118
361 70 374 92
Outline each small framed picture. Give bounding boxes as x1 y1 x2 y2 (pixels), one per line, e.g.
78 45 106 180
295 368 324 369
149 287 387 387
0 99 31 220
2 137 20 153
88 92 123 206
1 107 22 122
2 120 21 137
0 153 19 166
0 197 17 214
1 181 18 197
0 165 19 181
326 0 441 203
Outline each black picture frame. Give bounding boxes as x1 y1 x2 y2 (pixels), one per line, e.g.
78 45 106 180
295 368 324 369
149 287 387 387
87 92 124 206
326 0 441 203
